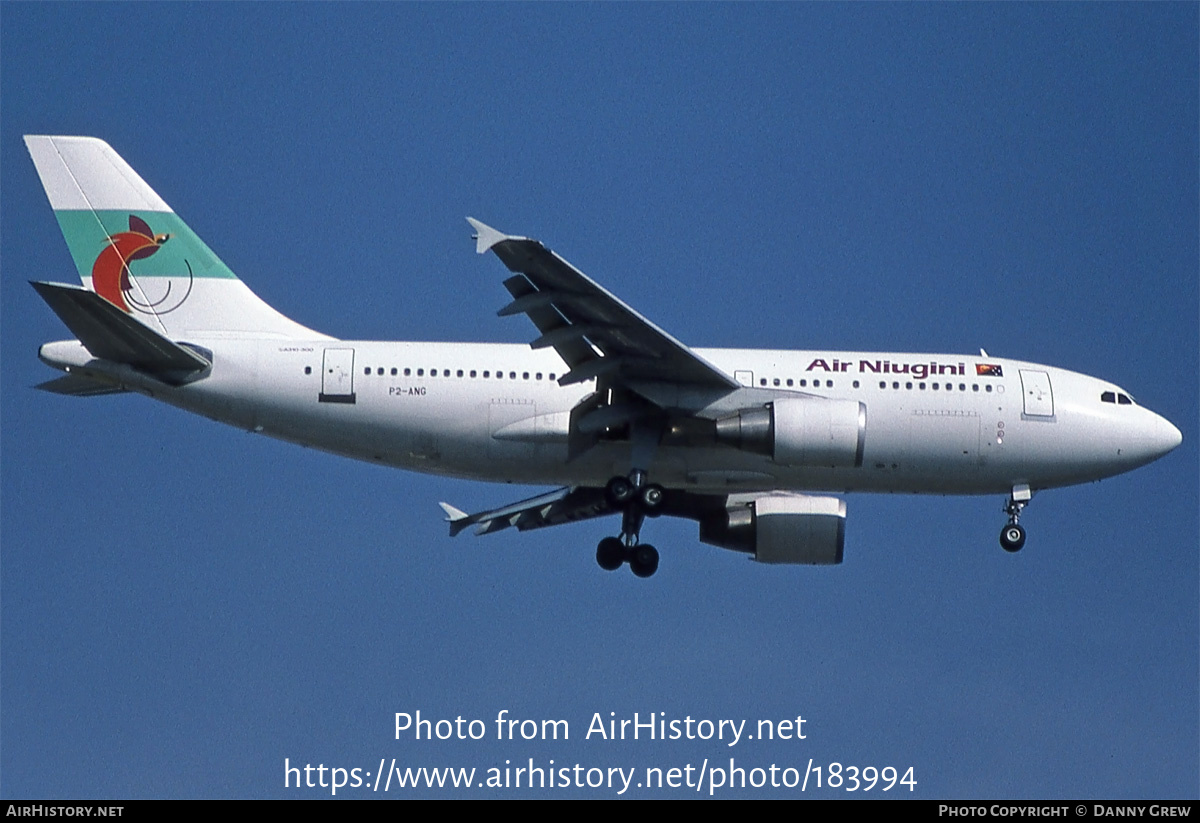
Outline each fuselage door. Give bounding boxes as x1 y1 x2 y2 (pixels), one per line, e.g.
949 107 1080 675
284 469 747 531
320 348 356 404
1019 369 1053 418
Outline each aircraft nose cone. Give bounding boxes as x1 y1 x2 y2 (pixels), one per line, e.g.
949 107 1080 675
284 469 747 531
1155 415 1183 458
1116 409 1182 472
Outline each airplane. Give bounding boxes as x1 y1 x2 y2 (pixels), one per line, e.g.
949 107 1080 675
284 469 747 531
24 135 1183 578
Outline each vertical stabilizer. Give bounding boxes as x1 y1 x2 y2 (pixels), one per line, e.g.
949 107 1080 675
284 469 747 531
25 136 325 340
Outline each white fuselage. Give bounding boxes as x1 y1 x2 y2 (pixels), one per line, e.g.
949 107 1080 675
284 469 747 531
41 337 1182 497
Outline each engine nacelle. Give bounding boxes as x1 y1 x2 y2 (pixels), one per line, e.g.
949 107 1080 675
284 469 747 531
715 397 866 468
698 493 846 565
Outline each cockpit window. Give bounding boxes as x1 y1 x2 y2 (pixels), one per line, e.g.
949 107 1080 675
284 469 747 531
1101 391 1116 403
1118 393 1132 405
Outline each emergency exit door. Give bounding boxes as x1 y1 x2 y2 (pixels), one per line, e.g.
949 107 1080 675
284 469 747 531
1019 369 1054 418
319 348 357 404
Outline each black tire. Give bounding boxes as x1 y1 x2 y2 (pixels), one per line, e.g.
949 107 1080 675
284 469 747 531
605 476 635 508
640 484 665 517
596 537 625 571
630 544 660 578
1000 523 1026 552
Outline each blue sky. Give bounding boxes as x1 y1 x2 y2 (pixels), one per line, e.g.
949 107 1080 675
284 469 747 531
2 3 1196 799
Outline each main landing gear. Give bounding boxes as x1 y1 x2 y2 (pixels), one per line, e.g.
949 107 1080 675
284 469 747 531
595 471 665 578
999 484 1032 552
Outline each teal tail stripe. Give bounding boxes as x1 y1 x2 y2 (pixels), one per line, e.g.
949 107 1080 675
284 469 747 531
53 210 238 282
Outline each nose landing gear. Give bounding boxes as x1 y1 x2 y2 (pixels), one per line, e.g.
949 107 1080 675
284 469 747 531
999 484 1032 552
1000 522 1026 552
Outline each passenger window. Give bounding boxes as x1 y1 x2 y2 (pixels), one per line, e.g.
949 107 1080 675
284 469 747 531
457 370 463 377
404 368 411 376
483 370 489 378
304 366 312 375
826 380 833 388
787 379 794 387
773 378 780 386
853 380 860 388
470 370 477 378
760 378 767 386
536 372 543 380
986 385 993 393
364 367 371 375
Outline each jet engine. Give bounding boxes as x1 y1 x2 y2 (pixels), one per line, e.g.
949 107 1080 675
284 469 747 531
697 492 846 564
714 397 866 468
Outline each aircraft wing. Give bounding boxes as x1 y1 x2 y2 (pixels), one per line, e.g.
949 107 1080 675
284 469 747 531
468 219 739 392
440 486 612 537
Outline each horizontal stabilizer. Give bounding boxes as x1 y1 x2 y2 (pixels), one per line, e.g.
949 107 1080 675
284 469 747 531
31 281 211 383
35 373 128 397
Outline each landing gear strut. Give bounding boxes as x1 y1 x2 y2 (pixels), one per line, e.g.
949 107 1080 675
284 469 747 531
596 470 665 578
999 484 1031 552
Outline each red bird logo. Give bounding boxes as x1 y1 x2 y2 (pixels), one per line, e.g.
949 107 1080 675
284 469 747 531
91 215 171 312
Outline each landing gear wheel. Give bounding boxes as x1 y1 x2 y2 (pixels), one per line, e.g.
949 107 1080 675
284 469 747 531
640 484 665 517
596 537 625 571
629 544 659 578
1000 523 1026 552
605 476 635 508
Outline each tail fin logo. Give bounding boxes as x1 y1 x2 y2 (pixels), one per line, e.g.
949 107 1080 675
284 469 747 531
92 215 193 314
